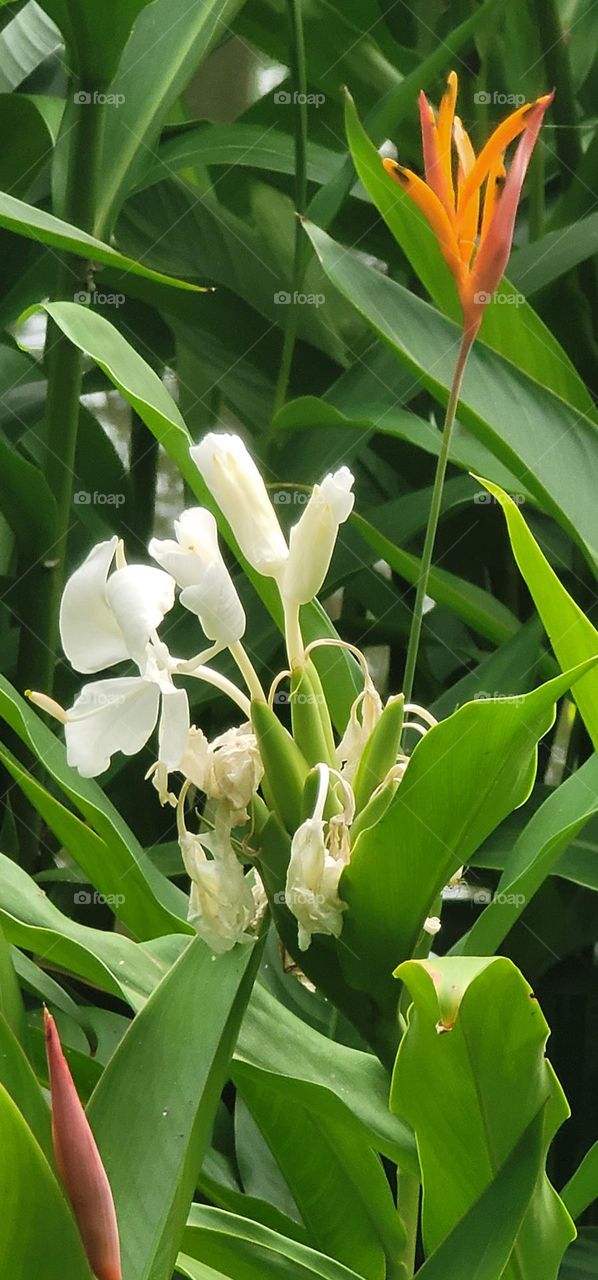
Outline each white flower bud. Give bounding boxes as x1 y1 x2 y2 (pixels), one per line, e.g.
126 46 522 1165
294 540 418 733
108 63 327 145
284 765 347 951
190 433 288 579
283 468 354 605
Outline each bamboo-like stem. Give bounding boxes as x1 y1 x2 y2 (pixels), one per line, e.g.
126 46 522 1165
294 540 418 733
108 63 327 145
271 0 309 422
402 330 474 706
16 86 106 699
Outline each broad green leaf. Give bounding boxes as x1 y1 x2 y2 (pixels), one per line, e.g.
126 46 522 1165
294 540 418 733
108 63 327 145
0 1011 52 1160
478 480 598 749
275 395 530 498
560 1230 598 1279
0 677 188 939
510 212 598 295
353 511 519 647
0 190 199 290
454 753 598 958
42 302 361 728
0 850 171 1008
137 124 349 195
181 1207 367 1280
0 2 61 93
95 0 250 232
0 94 54 197
392 957 575 1278
0 920 25 1043
415 1113 545 1279
237 982 417 1170
235 1063 405 1279
36 0 153 83
344 92 595 420
0 1083 93 1279
340 661 598 1012
0 426 57 557
88 935 261 1280
303 220 598 569
562 1141 598 1220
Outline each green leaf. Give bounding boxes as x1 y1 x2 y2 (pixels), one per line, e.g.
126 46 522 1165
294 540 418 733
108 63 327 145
181 1207 368 1280
0 1083 93 1279
391 957 575 1279
137 124 348 194
560 1231 598 1279
303 220 598 569
415 1113 545 1279
0 190 199 290
95 0 250 232
562 1141 598 1221
352 511 519 647
0 1010 52 1160
0 3 61 93
0 850 173 1008
0 428 57 557
477 479 598 749
340 661 598 1011
237 983 417 1171
87 934 262 1280
0 920 25 1044
0 94 54 197
0 677 188 940
344 92 595 420
453 753 598 958
36 0 154 84
235 1062 405 1279
509 211 598 295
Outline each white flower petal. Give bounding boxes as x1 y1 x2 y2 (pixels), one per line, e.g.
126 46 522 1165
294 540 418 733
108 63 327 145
158 687 190 770
151 508 245 643
105 565 175 666
179 564 245 643
65 677 160 776
190 433 288 579
59 538 128 674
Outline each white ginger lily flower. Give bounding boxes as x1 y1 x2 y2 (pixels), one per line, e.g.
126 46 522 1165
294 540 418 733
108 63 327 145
283 467 354 605
178 793 256 952
190 433 288 580
285 764 348 951
38 537 189 778
149 507 245 647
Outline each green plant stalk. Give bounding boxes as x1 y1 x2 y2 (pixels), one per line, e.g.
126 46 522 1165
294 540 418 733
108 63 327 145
397 1166 420 1278
271 0 309 421
402 330 474 706
17 87 106 698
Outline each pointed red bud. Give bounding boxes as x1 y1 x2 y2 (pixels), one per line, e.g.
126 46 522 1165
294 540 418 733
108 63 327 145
44 1008 122 1280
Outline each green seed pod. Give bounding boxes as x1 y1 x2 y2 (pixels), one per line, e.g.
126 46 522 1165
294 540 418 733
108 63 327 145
352 694 404 813
251 699 309 833
290 663 335 767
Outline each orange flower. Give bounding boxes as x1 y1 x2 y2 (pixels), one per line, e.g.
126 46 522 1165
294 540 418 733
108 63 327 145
383 72 553 337
45 1008 122 1280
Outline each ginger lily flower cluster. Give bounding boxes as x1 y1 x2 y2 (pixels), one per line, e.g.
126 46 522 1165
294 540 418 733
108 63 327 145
29 433 440 958
383 71 553 337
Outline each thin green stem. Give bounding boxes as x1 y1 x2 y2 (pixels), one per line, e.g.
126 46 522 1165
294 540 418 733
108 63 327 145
397 1168 420 1278
271 0 309 424
16 85 106 699
402 330 474 707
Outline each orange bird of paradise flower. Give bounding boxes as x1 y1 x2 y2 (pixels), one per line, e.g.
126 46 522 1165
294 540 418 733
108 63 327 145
382 72 554 339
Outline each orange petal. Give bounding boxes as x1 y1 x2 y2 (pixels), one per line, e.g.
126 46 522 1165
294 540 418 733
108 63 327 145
480 153 506 245
453 116 478 265
459 92 553 220
382 158 466 288
436 71 458 210
463 93 553 332
45 1009 122 1280
418 90 454 217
